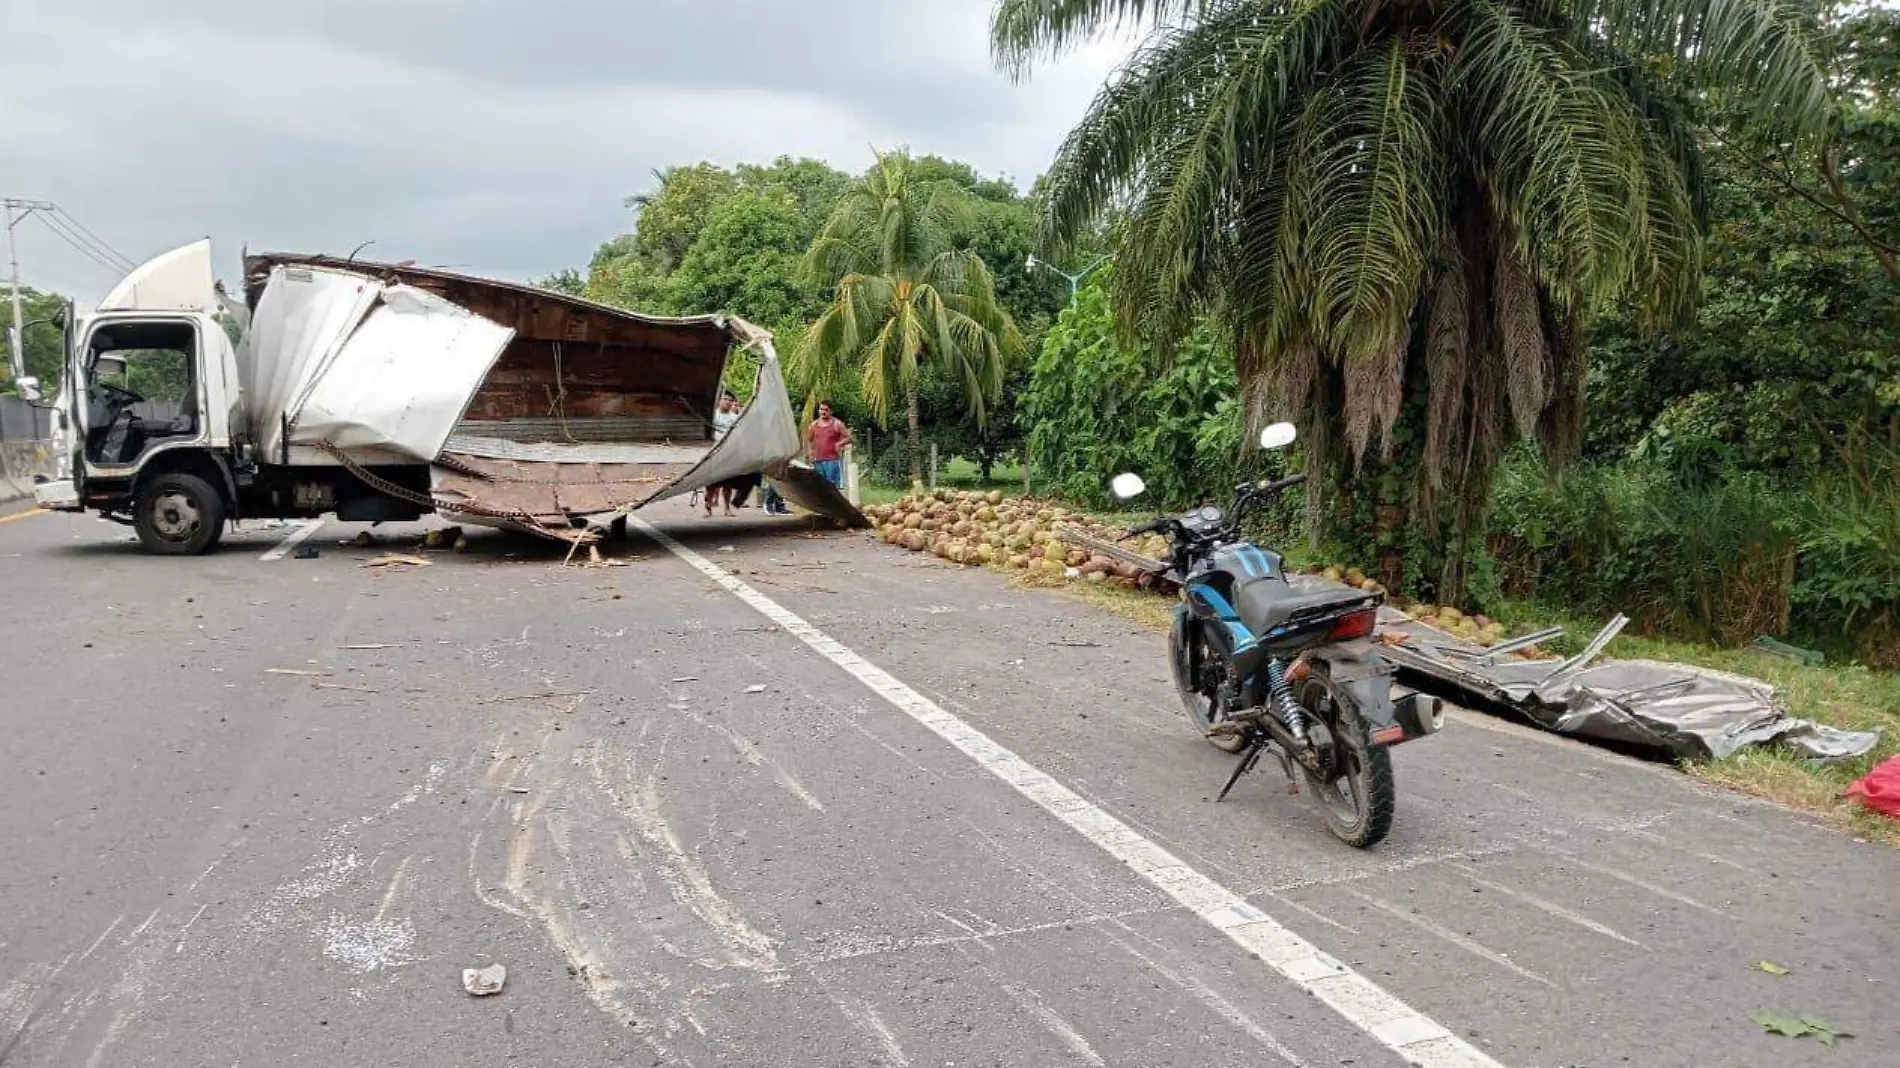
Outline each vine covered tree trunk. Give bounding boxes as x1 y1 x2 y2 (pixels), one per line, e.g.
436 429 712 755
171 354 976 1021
907 389 924 489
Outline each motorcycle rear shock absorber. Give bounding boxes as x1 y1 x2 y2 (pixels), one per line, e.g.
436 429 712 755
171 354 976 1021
1264 659 1312 748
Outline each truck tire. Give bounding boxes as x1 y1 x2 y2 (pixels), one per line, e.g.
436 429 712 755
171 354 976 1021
134 472 227 556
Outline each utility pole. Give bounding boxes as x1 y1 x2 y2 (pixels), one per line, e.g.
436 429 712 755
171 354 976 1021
1026 253 1111 307
4 198 57 394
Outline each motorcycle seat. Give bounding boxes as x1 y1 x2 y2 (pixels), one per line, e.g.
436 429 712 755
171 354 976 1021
1238 580 1372 636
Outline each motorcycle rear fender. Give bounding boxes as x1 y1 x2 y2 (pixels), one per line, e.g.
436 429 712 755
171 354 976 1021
1305 640 1406 746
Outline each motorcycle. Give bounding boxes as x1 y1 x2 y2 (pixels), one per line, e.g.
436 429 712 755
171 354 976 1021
1111 422 1443 848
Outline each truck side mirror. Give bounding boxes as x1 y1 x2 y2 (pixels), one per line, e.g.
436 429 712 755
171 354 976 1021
94 355 128 379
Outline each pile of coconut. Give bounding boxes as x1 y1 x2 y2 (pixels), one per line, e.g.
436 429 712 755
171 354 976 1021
862 489 1174 590
1297 564 1523 651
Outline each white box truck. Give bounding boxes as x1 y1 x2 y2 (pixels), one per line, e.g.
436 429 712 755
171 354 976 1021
34 240 861 552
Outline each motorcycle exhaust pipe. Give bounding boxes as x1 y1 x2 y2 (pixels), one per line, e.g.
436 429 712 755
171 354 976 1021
1393 692 1444 741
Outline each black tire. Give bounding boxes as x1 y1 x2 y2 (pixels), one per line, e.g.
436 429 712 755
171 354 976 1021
134 472 226 556
1169 613 1248 753
1297 673 1396 849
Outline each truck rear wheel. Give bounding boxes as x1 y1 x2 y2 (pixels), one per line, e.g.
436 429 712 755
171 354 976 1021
134 472 226 555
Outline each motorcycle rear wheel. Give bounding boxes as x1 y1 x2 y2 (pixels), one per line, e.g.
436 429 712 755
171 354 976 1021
1169 614 1248 753
1296 673 1395 848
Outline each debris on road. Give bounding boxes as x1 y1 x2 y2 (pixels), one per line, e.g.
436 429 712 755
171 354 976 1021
744 684 766 695
478 691 592 705
1379 613 1881 763
351 531 377 548
342 643 399 650
462 963 506 996
717 545 736 553
1754 960 1791 976
293 545 319 560
421 526 464 550
671 676 699 683
1750 1011 1852 1046
265 668 331 678
363 554 431 569
314 682 380 694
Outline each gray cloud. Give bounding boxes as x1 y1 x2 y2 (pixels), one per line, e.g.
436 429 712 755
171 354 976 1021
1 1 1130 304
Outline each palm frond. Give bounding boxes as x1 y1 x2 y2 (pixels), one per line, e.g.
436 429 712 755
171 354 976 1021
990 0 1223 79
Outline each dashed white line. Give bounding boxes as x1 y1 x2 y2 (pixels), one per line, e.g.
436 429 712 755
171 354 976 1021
633 517 1505 1068
260 519 324 561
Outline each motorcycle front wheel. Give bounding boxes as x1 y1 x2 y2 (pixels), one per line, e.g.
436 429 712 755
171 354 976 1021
1295 672 1395 849
1169 614 1248 753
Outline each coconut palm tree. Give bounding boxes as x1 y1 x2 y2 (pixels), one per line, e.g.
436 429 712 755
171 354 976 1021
793 151 1024 487
993 0 1833 592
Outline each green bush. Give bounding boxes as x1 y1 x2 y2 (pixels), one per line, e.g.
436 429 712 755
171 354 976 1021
1020 274 1288 511
1484 438 1900 664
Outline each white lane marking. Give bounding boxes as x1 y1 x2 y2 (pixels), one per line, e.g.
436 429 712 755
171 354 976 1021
633 518 1505 1068
260 518 324 561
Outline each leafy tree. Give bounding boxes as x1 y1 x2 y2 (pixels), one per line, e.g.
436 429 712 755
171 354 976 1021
994 0 1835 596
4 287 70 394
1021 272 1278 509
536 269 586 297
667 190 821 335
793 150 1025 486
624 163 740 273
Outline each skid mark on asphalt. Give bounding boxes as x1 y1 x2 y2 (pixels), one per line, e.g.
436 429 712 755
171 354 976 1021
1446 863 1646 948
1341 888 1557 988
834 995 912 1067
1101 920 1312 1068
1537 846 1729 917
634 516 1505 1068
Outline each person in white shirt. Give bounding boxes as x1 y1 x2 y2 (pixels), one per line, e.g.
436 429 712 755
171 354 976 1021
706 391 741 517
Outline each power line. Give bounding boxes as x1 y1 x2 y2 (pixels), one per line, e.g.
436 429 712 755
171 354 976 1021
32 211 131 277
52 206 136 271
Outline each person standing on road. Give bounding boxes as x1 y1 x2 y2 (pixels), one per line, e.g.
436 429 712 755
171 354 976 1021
706 391 741 517
805 400 853 489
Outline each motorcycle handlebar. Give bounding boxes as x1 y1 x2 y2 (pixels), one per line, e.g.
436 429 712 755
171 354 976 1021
1121 517 1166 539
1255 473 1308 495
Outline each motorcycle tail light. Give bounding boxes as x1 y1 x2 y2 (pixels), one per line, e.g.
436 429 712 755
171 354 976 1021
1327 609 1376 641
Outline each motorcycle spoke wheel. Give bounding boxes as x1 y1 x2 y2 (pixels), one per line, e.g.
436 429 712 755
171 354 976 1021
1296 676 1396 849
1170 618 1246 753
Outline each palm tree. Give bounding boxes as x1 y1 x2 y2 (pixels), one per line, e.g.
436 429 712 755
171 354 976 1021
793 151 1025 487
993 0 1832 594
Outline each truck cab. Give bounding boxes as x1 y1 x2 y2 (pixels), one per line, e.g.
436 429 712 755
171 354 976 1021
39 240 245 553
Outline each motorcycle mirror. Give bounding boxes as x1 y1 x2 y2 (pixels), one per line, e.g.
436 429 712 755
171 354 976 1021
1109 473 1147 500
1259 422 1297 450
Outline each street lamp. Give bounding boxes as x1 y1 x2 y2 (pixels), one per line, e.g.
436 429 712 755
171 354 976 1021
1026 253 1111 307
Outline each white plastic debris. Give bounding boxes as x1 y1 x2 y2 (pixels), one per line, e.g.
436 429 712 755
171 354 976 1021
744 684 767 695
463 963 506 996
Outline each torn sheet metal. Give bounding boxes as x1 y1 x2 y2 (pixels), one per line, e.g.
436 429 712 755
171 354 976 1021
243 266 514 463
1381 618 1880 762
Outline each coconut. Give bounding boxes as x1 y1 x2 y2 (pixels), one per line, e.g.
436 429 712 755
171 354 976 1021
1084 570 1107 584
1361 579 1385 594
975 506 997 523
985 490 1004 505
1322 566 1344 582
902 531 926 552
1438 606 1464 623
1007 553 1030 569
1080 555 1111 576
903 514 923 530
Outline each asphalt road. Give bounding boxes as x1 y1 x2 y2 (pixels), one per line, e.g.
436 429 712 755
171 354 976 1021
1 496 1894 1068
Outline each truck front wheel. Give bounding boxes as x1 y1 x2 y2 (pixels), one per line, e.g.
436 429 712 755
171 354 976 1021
134 472 227 555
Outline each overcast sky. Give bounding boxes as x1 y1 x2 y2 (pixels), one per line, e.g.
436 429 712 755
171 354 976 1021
1 1 1131 305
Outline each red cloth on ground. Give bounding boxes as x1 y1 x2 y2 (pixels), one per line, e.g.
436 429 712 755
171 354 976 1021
1845 754 1900 818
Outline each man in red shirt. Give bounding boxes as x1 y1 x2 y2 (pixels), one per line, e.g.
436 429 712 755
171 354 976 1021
805 400 853 489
